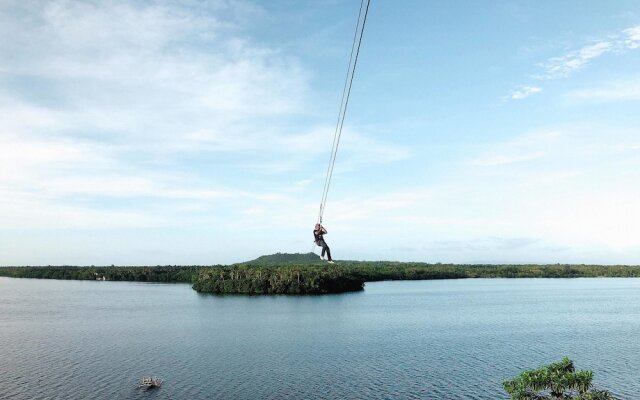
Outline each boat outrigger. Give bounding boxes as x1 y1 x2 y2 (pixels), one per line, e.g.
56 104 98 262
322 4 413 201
138 376 162 389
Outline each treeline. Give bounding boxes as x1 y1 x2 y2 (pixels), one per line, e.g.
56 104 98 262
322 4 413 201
2 260 640 295
192 265 364 294
0 266 204 283
190 262 640 295
338 262 640 281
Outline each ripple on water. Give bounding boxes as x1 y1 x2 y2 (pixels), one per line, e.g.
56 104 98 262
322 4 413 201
1 277 639 399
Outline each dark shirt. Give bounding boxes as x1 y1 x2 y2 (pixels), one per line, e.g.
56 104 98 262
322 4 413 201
313 227 327 243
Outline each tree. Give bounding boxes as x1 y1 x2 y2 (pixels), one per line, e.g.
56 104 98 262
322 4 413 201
503 358 615 400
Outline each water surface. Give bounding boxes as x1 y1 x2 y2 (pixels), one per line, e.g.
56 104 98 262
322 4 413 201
1 277 639 399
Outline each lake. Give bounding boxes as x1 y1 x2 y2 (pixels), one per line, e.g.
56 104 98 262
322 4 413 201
1 277 639 399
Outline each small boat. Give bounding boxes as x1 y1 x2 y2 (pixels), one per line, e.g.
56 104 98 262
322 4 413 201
138 376 162 389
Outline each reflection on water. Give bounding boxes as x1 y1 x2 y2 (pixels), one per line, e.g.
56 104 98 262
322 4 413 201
1 277 639 399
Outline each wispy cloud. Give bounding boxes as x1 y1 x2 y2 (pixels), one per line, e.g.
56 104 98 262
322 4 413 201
182 125 410 175
536 25 640 80
507 24 640 100
564 80 640 103
289 123 640 262
471 130 559 167
625 25 640 48
0 1 309 139
540 25 640 80
0 0 407 237
537 41 613 79
429 237 539 252
508 85 542 100
2 1 638 265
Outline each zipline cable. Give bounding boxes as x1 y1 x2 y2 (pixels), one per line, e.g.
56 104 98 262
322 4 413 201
317 0 371 225
317 0 364 224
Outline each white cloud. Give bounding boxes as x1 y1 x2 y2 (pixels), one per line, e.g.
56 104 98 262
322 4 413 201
0 0 406 244
534 25 640 81
564 80 640 103
0 0 309 146
337 129 412 170
0 130 292 199
474 151 547 167
507 25 640 101
317 126 640 262
538 41 613 79
0 134 93 168
625 25 640 48
0 189 165 230
471 130 559 167
204 126 411 174
508 85 542 100
3 1 636 265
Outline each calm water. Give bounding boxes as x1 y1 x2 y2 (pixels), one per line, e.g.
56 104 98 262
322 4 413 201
1 277 639 400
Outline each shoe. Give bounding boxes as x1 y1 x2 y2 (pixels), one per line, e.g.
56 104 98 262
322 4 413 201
328 260 334 264
320 256 324 261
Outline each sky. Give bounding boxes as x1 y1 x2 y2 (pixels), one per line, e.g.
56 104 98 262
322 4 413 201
1 0 639 265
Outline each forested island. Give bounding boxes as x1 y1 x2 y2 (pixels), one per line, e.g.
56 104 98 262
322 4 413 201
2 253 640 295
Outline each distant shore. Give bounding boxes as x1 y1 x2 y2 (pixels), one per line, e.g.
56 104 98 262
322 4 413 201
2 253 640 295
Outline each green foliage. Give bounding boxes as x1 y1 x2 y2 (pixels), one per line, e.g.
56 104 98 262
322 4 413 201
267 260 640 282
2 253 640 295
192 265 364 294
503 358 615 400
244 252 320 266
0 265 206 283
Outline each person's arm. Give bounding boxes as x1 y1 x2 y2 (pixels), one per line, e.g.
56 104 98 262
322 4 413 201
321 227 327 234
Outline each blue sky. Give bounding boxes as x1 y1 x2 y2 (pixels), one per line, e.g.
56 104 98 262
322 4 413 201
1 0 639 265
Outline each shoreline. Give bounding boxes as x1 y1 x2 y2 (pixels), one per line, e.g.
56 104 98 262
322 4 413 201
3 262 640 294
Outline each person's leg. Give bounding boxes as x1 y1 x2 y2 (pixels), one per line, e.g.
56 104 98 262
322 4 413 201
319 240 327 258
323 243 332 261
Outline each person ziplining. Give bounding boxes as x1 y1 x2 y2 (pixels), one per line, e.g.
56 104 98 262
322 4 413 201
313 0 371 263
314 223 333 263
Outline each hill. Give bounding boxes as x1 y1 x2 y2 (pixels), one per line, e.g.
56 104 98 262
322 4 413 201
240 252 322 266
